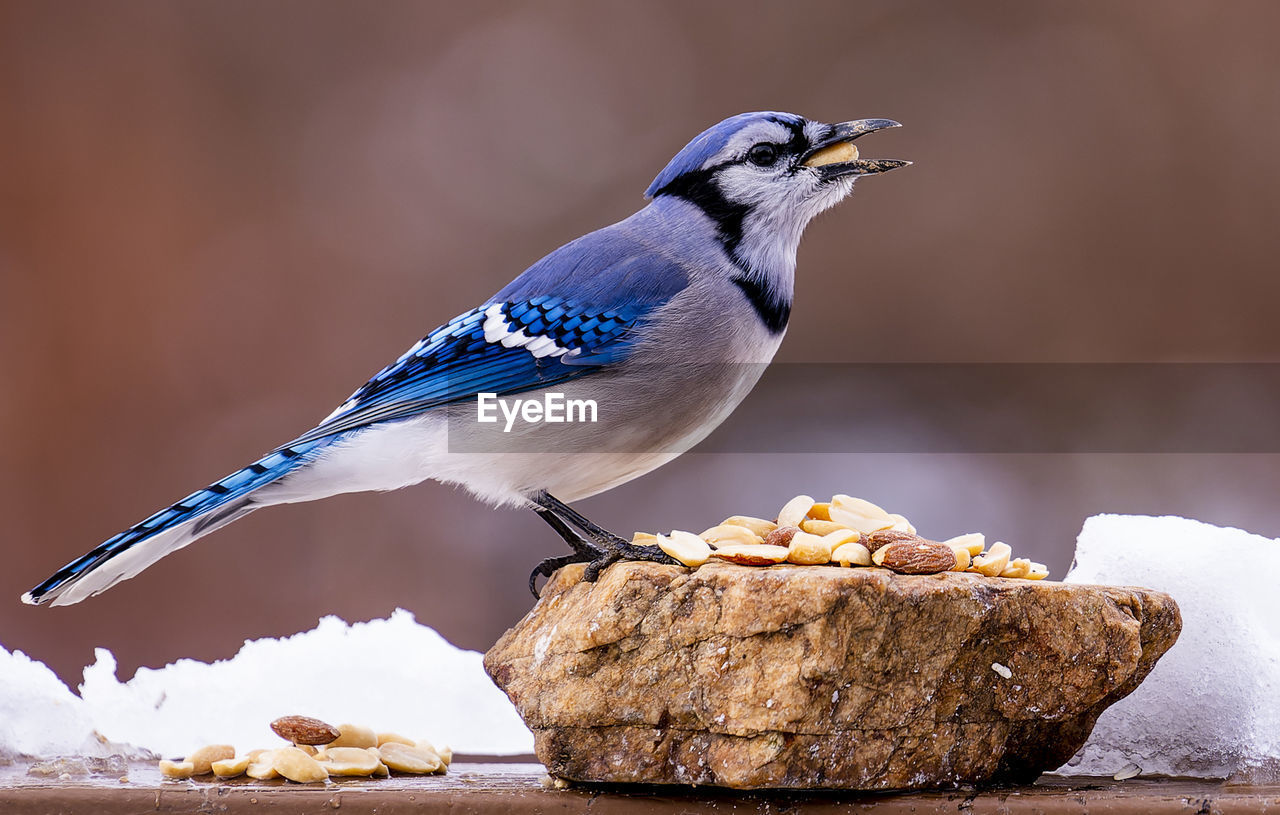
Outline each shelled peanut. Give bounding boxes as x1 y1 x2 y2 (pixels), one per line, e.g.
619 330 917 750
156 715 453 784
642 494 1049 580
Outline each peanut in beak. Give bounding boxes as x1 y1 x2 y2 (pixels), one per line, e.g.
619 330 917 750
803 142 859 168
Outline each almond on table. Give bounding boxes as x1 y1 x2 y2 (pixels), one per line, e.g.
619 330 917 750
271 715 340 746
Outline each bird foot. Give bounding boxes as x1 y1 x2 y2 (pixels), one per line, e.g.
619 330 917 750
528 495 677 597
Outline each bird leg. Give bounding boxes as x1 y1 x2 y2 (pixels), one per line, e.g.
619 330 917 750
527 490 676 596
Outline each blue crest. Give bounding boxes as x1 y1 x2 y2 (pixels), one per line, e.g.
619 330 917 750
644 111 807 198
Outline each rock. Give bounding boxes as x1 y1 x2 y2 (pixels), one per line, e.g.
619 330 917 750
484 561 1180 790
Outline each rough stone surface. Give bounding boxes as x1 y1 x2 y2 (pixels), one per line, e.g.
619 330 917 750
484 561 1180 790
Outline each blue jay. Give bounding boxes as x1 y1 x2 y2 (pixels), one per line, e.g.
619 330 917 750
24 111 906 606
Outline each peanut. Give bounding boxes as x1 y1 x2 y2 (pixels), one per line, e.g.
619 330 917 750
1000 558 1032 579
185 744 234 775
317 746 381 777
378 742 443 774
721 515 777 537
376 732 416 748
806 502 832 521
329 723 378 749
1026 562 1050 580
887 513 917 534
832 541 872 567
820 528 862 548
950 545 972 571
708 543 788 565
786 530 832 565
830 494 891 519
211 755 252 778
971 542 1012 577
828 505 895 535
699 524 762 547
414 739 449 774
632 532 658 545
272 746 328 783
777 494 816 528
804 141 859 167
1113 763 1142 781
246 751 280 780
800 519 847 536
944 532 986 557
657 530 712 567
158 760 195 780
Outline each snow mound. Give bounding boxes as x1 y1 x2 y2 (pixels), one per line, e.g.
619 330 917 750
1 610 533 759
0 646 100 759
1061 514 1280 782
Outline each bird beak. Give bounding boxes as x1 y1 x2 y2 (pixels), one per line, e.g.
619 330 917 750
800 119 910 178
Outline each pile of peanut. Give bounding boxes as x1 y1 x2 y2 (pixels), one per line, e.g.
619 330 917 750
641 494 1049 580
157 716 451 783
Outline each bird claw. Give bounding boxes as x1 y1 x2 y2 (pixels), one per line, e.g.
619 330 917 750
528 491 678 597
527 537 678 597
528 553 589 597
582 541 679 582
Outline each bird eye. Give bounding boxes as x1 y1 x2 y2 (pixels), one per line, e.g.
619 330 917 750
747 143 780 167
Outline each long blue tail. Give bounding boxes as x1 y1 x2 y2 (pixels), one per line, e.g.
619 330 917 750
23 437 333 606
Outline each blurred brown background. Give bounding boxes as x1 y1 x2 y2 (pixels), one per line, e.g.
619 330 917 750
3 0 1280 688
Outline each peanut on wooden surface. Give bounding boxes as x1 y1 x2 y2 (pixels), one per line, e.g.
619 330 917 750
158 716 453 784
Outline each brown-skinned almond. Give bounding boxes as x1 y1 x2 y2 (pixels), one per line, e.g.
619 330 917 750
877 540 957 575
764 525 800 548
270 715 341 746
864 529 926 550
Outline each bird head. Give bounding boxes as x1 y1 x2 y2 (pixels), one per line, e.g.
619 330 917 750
644 112 907 277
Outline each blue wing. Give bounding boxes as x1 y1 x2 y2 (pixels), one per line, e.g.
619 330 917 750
23 221 692 606
293 230 689 444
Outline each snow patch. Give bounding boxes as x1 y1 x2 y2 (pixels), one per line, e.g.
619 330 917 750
1 610 533 759
0 646 100 758
1061 514 1280 781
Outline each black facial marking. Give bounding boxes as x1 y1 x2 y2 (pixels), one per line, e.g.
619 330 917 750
653 167 751 256
731 275 791 334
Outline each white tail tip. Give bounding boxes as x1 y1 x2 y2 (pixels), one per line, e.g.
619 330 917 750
20 592 38 605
